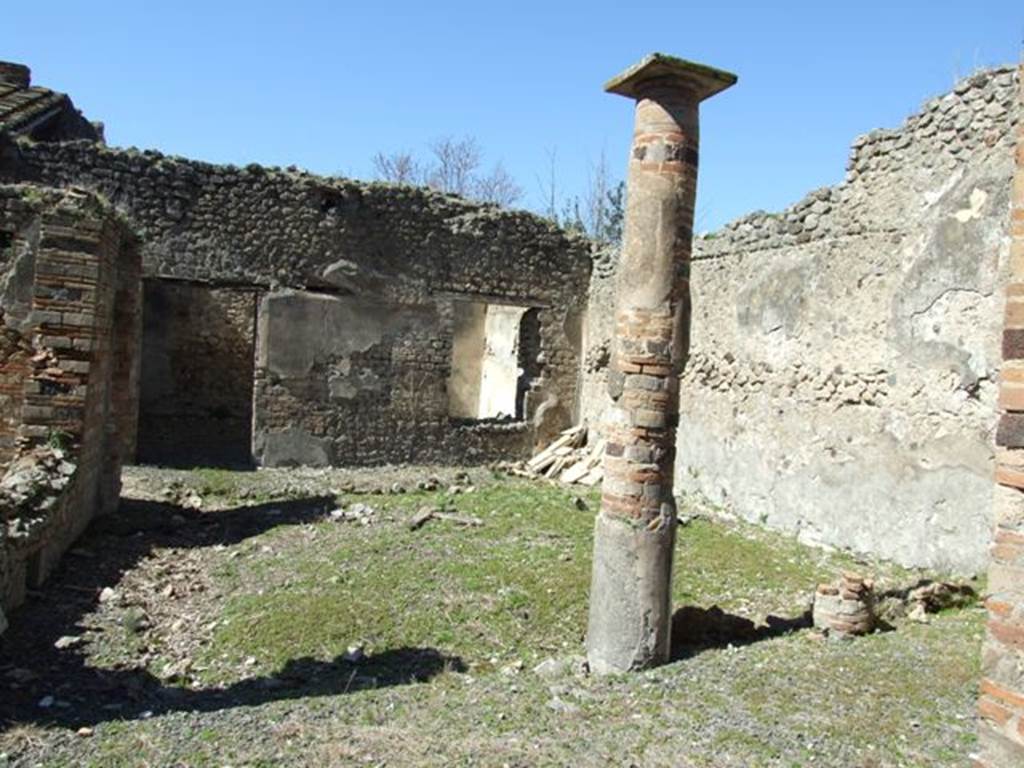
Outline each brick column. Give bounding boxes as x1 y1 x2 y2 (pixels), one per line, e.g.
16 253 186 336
978 64 1024 768
587 54 736 674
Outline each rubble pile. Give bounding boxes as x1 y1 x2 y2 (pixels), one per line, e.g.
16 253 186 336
1 445 76 543
513 426 605 487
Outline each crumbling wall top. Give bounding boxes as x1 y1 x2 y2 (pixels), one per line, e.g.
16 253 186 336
694 65 1020 258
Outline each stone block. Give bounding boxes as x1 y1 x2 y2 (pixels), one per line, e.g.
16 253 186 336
994 484 1024 529
997 414 1024 448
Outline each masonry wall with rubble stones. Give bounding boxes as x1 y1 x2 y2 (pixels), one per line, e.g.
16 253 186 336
583 66 1021 574
0 140 592 467
977 64 1024 768
0 183 140 616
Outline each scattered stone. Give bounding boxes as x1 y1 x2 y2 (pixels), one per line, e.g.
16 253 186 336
907 581 976 613
409 507 482 530
98 586 117 603
408 506 438 531
330 503 376 525
907 603 931 624
417 477 440 492
37 695 54 708
76 727 94 738
500 660 524 676
343 644 365 663
54 635 83 650
547 696 580 715
532 657 569 679
433 511 483 527
160 658 193 681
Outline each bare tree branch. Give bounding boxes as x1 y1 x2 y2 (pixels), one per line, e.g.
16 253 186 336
372 135 522 208
535 146 560 221
474 162 522 207
426 136 481 196
372 151 425 185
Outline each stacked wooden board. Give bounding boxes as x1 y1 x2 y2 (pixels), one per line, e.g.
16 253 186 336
517 425 605 486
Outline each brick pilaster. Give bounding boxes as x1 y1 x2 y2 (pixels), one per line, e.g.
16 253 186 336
979 63 1024 768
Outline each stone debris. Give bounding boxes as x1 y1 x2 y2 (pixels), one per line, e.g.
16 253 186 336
53 635 83 650
515 425 605 487
98 586 118 604
812 572 875 637
407 506 483 531
343 644 365 663
417 477 441 492
874 579 977 623
906 580 975 613
500 659 524 676
161 482 204 510
329 502 376 525
408 507 438 531
1 445 76 542
532 657 566 679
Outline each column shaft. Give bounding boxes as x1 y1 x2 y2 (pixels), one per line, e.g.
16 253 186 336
587 54 736 674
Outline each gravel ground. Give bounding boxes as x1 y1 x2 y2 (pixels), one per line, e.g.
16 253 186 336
0 465 984 767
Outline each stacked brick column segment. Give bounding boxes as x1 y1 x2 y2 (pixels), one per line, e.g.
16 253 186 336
978 63 1024 768
587 54 736 675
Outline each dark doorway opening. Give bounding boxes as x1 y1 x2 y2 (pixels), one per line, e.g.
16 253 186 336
136 279 258 468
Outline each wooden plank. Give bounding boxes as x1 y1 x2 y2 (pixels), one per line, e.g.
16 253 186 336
560 461 591 484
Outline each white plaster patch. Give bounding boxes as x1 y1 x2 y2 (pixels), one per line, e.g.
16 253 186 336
952 187 988 223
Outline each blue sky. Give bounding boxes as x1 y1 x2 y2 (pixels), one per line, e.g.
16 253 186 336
5 1 1022 230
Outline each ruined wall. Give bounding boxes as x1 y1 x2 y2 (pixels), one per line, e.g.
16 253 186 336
0 142 591 466
977 64 1024 768
584 67 1021 574
0 184 140 614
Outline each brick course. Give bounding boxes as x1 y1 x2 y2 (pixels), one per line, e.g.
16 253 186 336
978 64 1024 768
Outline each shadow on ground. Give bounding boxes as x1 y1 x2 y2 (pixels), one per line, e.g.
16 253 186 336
0 495 463 730
670 604 812 660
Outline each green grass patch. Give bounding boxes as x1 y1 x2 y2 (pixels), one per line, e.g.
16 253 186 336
200 481 918 682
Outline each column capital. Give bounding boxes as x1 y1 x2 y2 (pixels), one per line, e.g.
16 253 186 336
604 52 737 102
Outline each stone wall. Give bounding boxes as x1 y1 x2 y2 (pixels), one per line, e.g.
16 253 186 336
0 183 140 616
0 140 592 466
977 64 1024 768
583 66 1021 574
